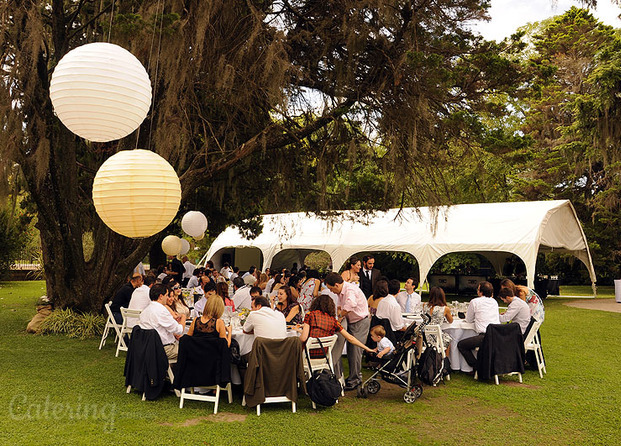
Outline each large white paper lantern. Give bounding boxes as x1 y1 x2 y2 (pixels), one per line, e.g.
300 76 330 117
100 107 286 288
92 149 181 238
181 211 208 238
179 239 191 255
162 235 182 256
50 42 152 142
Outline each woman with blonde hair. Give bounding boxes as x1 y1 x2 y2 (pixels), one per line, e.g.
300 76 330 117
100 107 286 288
187 296 232 346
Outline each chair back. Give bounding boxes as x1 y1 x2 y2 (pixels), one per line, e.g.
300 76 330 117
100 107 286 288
424 324 446 356
120 307 142 332
304 335 338 372
476 323 525 381
174 336 231 389
523 319 542 348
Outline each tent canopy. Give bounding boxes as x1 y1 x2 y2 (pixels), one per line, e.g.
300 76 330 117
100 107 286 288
202 200 596 289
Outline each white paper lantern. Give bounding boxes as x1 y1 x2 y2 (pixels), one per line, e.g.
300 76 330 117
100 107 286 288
92 149 181 238
179 239 191 255
181 211 208 238
162 235 182 256
50 42 152 142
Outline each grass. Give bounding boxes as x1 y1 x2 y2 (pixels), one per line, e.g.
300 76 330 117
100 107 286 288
1 281 620 445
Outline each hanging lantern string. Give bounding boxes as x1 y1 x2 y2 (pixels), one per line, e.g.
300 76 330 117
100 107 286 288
148 0 166 151
135 0 163 150
107 0 116 42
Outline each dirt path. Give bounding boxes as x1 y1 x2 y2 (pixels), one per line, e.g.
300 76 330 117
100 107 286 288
564 298 621 313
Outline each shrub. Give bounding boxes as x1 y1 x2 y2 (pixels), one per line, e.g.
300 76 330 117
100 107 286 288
38 308 106 339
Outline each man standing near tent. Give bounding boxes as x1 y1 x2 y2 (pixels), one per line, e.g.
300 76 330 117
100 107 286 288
360 255 381 298
325 272 370 391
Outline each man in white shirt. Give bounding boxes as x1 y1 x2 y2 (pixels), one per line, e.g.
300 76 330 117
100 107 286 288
232 276 255 310
241 266 256 279
181 256 195 287
458 281 500 369
219 262 232 279
395 277 421 312
138 284 185 360
498 288 531 335
376 279 407 332
193 281 217 317
127 275 156 328
243 296 287 339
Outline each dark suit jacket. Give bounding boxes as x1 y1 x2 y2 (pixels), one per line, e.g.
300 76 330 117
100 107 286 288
124 326 169 400
360 268 381 298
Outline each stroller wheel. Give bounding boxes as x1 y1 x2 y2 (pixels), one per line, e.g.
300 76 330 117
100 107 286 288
413 384 423 398
357 385 368 398
403 390 418 403
366 379 381 395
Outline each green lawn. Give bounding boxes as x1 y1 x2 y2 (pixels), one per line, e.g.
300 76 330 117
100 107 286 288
1 281 620 445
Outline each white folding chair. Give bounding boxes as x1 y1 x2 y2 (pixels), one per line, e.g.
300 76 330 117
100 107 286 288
99 302 122 350
524 319 546 378
303 335 338 408
423 324 450 383
179 384 233 414
116 308 142 357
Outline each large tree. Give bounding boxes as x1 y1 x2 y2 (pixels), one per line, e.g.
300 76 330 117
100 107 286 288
0 0 516 311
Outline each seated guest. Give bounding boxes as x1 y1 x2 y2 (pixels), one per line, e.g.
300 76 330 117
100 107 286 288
164 287 185 324
370 325 395 360
457 281 499 370
424 286 453 355
243 296 287 339
269 273 286 295
299 270 321 312
367 279 389 317
187 294 232 346
275 286 302 325
515 284 545 322
127 275 156 328
498 287 531 335
249 286 262 301
139 284 184 360
298 294 373 358
110 273 143 324
395 277 421 312
375 279 407 333
168 280 191 319
216 281 235 312
194 281 217 317
256 273 269 291
232 276 252 310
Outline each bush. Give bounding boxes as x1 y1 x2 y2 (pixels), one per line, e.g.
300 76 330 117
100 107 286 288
38 308 106 339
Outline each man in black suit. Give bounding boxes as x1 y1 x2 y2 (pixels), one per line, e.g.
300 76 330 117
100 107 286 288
359 255 381 298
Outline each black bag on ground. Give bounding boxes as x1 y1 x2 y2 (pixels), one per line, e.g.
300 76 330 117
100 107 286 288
418 345 444 386
304 339 342 407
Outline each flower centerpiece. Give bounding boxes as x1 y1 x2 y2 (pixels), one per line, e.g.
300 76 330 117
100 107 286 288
238 308 251 326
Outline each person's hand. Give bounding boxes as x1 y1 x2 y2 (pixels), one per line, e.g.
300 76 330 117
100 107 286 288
364 346 374 353
226 325 232 334
174 334 182 340
377 352 384 358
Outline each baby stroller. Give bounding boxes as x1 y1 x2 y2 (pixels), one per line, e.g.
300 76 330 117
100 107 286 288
357 313 432 403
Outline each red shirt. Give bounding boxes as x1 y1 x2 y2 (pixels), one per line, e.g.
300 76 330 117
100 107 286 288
304 310 343 358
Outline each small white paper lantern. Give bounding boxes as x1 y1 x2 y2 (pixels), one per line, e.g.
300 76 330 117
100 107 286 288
50 42 152 142
162 235 182 256
92 149 181 238
181 211 208 238
179 239 191 255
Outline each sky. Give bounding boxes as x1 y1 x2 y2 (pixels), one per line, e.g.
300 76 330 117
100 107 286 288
473 0 621 41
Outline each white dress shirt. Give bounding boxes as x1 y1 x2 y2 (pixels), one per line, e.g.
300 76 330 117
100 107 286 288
376 294 406 331
233 285 252 310
465 296 500 334
139 301 184 345
127 285 151 328
395 291 421 312
499 297 531 334
183 261 195 280
187 276 199 289
243 306 287 339
193 296 207 318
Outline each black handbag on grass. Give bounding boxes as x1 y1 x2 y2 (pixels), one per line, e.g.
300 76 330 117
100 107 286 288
304 338 342 407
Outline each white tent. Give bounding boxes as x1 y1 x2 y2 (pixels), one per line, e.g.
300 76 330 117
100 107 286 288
201 200 596 289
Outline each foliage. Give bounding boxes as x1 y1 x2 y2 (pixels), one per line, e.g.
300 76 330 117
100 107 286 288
0 206 29 278
0 0 524 310
303 251 332 273
38 308 105 339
